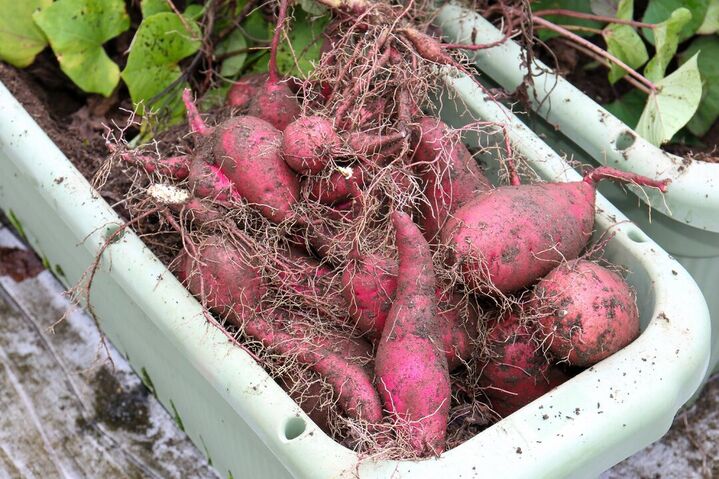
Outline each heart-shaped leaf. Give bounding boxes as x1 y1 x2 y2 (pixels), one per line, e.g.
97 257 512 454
275 8 329 78
33 0 130 96
216 29 248 78
643 7 692 82
697 0 719 33
680 36 719 136
636 53 702 145
602 0 648 84
141 0 171 17
0 0 52 67
121 12 201 118
642 0 708 43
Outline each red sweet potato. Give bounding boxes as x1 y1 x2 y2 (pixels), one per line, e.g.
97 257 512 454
188 157 239 201
246 0 301 130
342 250 398 337
414 117 491 242
282 116 342 174
481 312 568 417
304 165 368 205
374 211 450 456
118 150 191 179
436 291 478 370
183 89 300 223
441 167 669 293
530 259 640 366
178 240 382 423
176 235 266 320
227 72 269 109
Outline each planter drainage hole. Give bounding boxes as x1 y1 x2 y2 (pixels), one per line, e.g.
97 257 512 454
614 130 636 151
104 224 125 243
284 417 306 440
627 229 648 243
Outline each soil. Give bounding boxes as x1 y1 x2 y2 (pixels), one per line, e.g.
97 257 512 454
537 39 719 163
0 61 183 265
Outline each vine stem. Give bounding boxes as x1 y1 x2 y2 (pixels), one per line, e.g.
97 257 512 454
533 9 657 29
532 16 657 93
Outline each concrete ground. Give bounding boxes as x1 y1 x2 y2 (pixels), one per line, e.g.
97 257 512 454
0 223 715 478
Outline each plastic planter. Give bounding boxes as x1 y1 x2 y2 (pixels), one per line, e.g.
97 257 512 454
0 70 710 477
436 4 719 376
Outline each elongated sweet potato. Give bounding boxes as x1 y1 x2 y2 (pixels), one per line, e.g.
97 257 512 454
374 211 450 456
441 167 669 293
530 259 640 366
414 117 491 242
178 239 382 423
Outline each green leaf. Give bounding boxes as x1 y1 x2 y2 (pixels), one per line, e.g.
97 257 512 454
276 9 328 78
697 0 719 33
0 0 52 67
590 0 621 16
604 89 648 127
184 4 204 20
121 12 201 119
300 0 328 15
242 8 272 42
33 0 130 96
199 84 231 111
679 36 719 136
216 29 247 78
642 0 708 44
643 8 692 82
602 0 648 83
636 53 703 145
141 0 171 17
532 0 604 40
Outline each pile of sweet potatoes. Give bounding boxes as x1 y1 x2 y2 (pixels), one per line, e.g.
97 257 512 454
112 0 669 458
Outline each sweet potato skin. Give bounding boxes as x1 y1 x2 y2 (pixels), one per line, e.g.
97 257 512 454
374 211 450 456
481 313 568 417
176 235 266 320
530 259 640 366
212 115 299 222
441 181 595 293
247 81 301 131
227 72 269 109
414 117 491 242
282 116 341 174
342 253 398 337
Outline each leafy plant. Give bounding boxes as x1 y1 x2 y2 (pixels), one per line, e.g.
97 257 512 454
531 0 718 146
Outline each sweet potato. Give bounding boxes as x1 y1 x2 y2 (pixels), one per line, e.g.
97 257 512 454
304 165 368 205
342 250 398 337
414 117 491 242
441 167 669 293
530 259 640 366
188 157 239 201
282 116 341 174
227 72 269 109
176 235 266 320
178 240 382 423
183 89 300 223
481 312 568 417
116 148 190 179
437 291 478 370
246 0 301 129
374 211 450 456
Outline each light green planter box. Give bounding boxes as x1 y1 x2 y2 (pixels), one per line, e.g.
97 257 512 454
0 61 710 479
436 4 719 377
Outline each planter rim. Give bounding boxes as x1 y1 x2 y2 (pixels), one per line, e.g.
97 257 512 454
437 3 719 233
